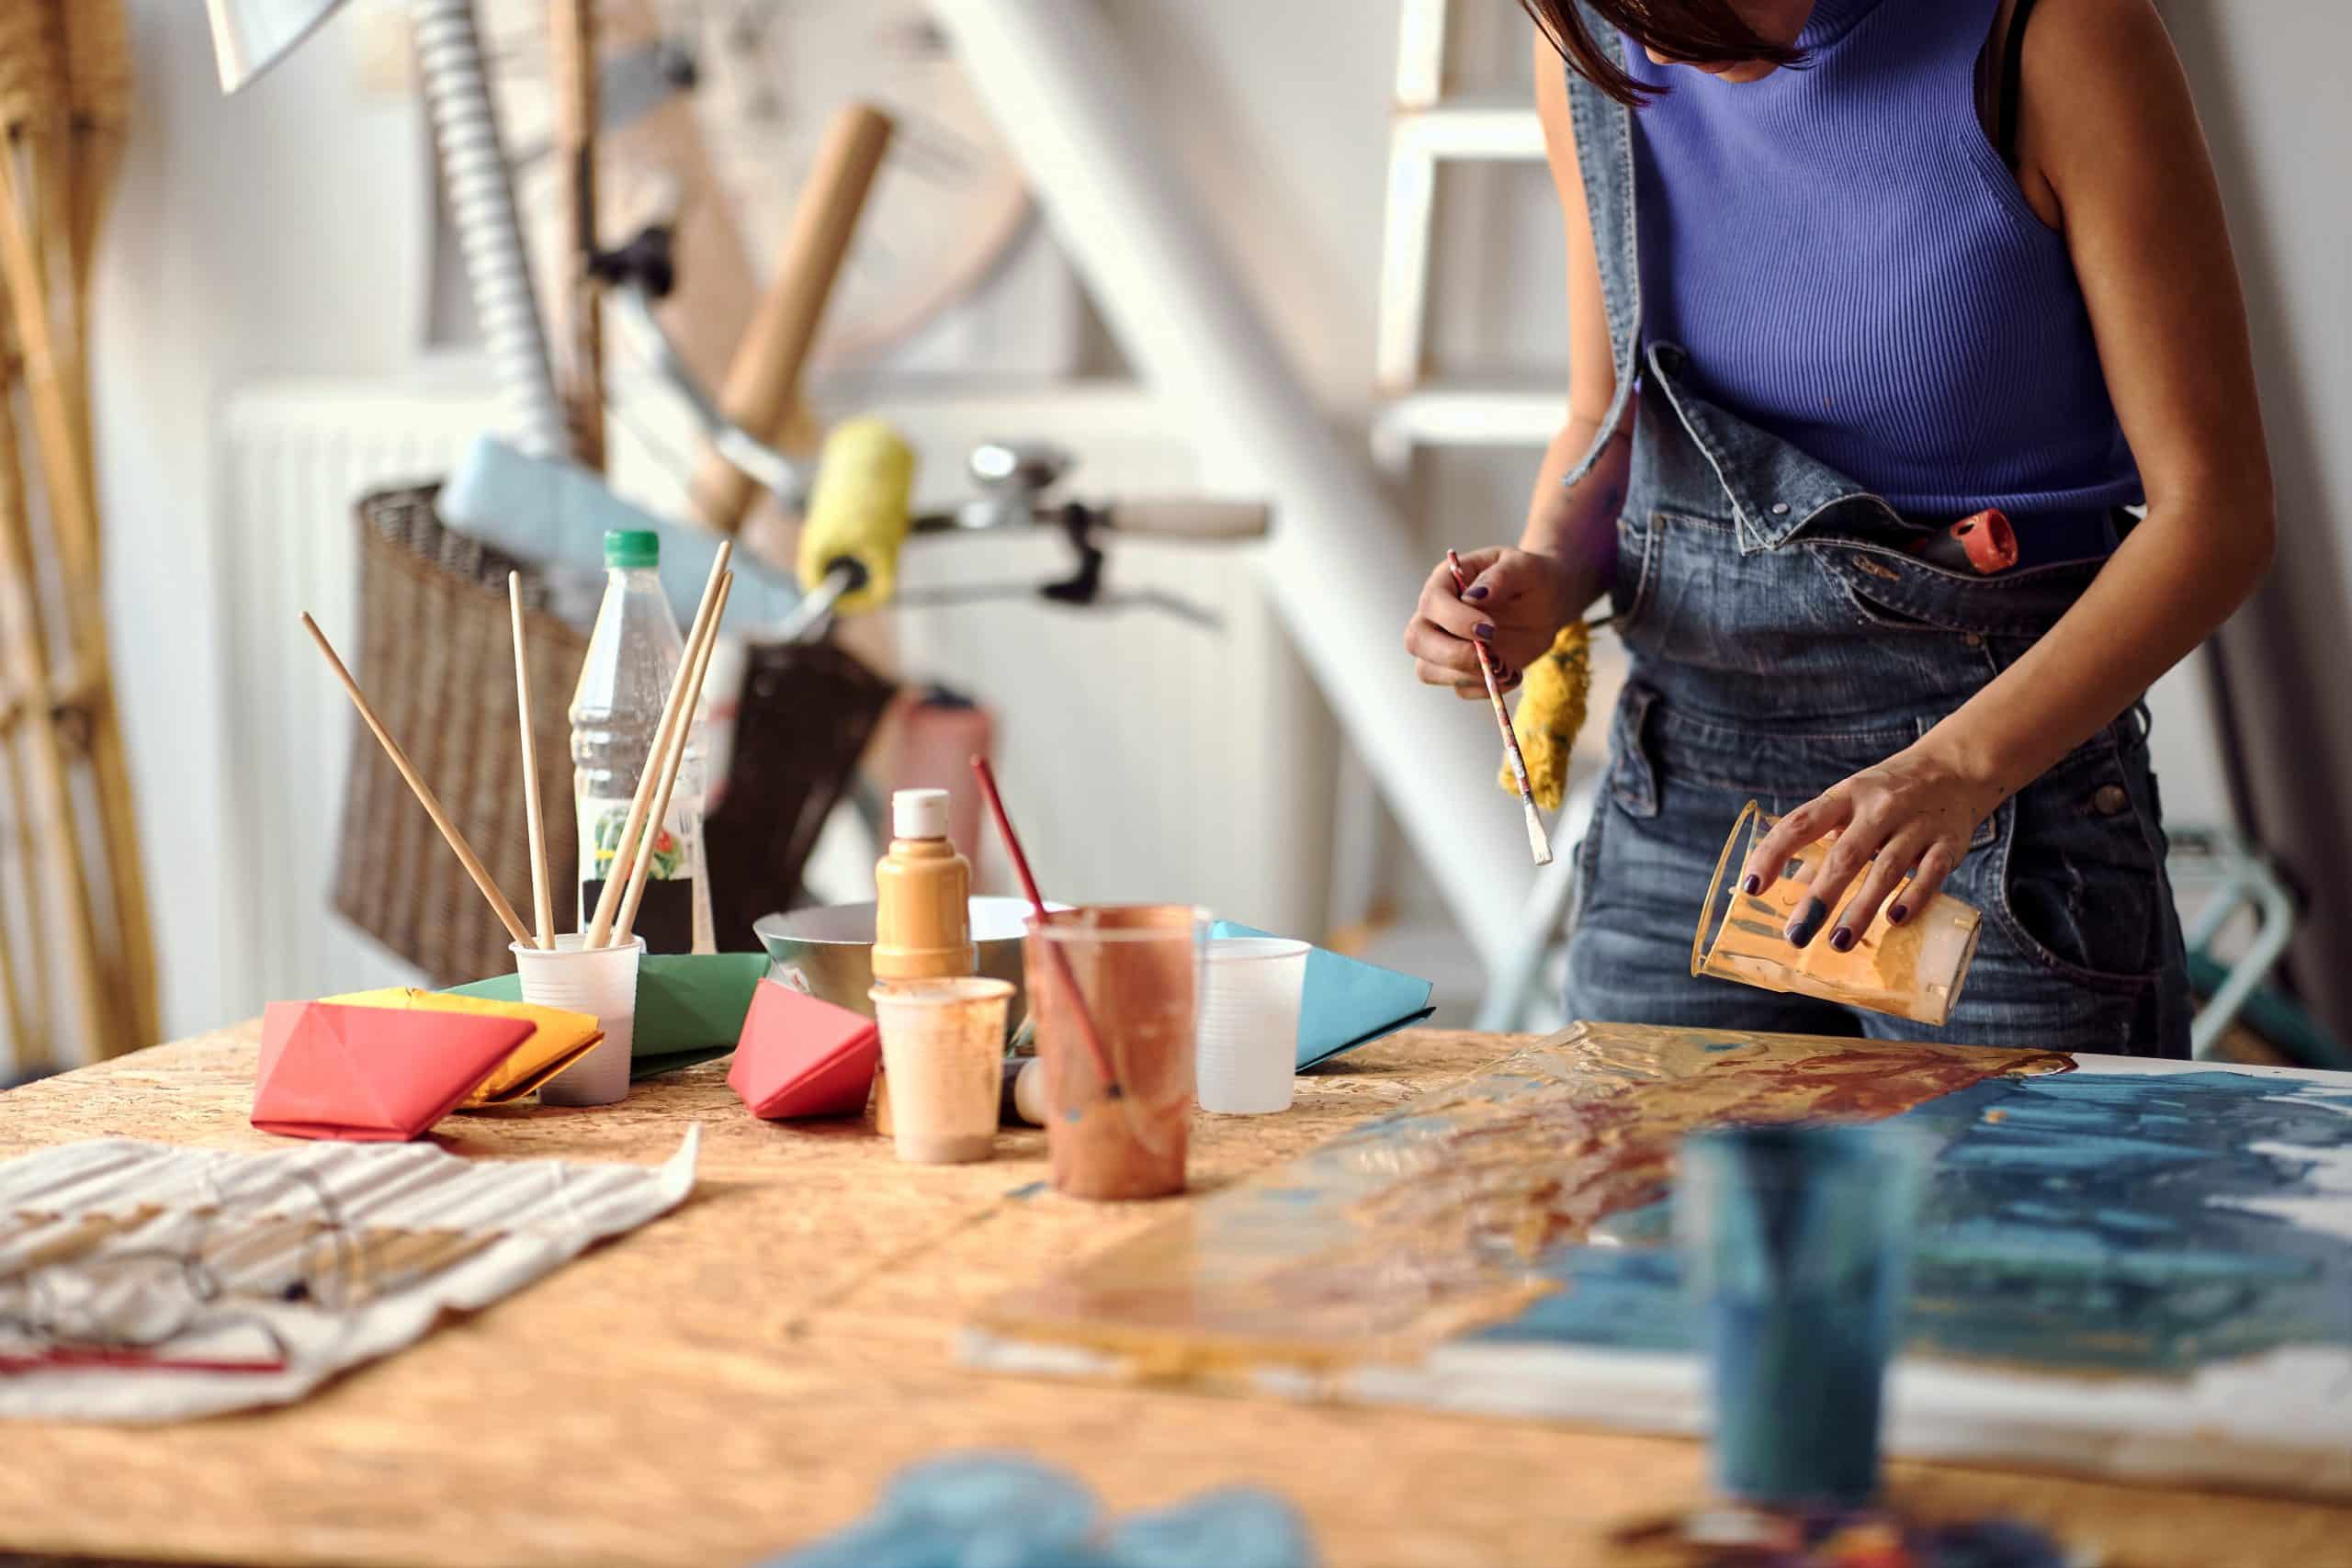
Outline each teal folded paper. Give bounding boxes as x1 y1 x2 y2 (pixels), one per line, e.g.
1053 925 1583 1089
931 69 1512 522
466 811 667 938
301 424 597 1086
449 952 769 1079
1209 921 1435 1070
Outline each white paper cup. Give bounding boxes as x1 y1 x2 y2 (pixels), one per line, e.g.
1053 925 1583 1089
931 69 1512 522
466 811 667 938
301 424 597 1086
869 977 1012 1164
512 935 643 1107
1196 937 1308 1114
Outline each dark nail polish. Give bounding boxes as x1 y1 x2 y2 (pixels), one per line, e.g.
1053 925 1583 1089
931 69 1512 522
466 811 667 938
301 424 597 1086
1828 926 1856 953
1475 624 1496 641
1888 902 1909 925
1784 897 1829 949
1740 874 1762 897
1465 585 1489 601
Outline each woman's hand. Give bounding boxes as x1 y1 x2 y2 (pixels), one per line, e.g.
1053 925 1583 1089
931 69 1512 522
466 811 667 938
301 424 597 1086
1404 547 1584 699
1737 742 2010 951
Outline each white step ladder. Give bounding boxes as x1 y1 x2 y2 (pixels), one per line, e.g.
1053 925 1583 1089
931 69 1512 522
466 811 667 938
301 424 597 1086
1372 0 1566 477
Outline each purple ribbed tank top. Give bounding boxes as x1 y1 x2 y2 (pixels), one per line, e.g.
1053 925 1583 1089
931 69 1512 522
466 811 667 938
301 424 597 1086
1622 0 2143 518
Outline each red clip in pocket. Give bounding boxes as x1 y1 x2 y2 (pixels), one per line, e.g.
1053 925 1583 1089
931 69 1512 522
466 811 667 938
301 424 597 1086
1930 508 2019 574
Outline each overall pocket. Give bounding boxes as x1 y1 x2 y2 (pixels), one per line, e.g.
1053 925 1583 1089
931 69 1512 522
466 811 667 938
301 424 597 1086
1609 507 1662 640
1991 725 2167 988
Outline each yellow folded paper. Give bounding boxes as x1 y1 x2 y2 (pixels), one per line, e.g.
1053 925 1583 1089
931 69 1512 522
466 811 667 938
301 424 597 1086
320 988 604 1107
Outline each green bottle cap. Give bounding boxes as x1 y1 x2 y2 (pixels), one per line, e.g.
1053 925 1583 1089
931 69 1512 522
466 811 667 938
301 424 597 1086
605 529 660 569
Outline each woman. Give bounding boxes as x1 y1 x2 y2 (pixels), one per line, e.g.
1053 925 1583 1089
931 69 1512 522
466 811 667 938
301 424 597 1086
1404 0 2271 1055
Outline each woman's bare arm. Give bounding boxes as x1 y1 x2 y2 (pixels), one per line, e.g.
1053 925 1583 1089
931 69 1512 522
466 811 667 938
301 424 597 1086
1404 28 1630 696
1743 0 2275 943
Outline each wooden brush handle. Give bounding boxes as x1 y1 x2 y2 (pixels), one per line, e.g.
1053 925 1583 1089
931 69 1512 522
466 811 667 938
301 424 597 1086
688 104 894 532
583 542 732 947
615 573 730 944
301 615 535 950
1102 500 1272 539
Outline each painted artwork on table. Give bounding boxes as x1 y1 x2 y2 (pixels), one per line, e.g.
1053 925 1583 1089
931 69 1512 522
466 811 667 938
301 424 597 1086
963 1024 2352 1497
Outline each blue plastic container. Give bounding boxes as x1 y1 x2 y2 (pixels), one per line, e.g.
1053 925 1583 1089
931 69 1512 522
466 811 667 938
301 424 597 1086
1676 1122 1925 1506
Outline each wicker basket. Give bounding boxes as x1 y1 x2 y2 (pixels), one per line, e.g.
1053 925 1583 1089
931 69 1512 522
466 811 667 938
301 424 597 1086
334 487 588 985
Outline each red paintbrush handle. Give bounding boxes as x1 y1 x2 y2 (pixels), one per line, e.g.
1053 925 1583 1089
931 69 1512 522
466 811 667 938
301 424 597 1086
973 754 1049 912
969 757 1122 1092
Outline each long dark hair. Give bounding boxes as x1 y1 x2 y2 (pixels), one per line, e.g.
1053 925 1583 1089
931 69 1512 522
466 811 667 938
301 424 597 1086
1517 2 1807 105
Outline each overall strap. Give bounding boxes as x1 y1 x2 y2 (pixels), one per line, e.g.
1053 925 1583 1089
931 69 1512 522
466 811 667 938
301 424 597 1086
1996 0 2043 164
1557 6 1641 492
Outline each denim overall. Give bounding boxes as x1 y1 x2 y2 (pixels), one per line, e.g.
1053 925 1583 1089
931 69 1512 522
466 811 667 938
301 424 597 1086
1555 33 2193 1056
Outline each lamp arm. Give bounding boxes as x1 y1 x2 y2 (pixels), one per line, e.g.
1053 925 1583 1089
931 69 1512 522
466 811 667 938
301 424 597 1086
411 0 568 459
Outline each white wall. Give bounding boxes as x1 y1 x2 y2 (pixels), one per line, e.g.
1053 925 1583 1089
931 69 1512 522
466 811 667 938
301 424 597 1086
90 3 424 1043
79 0 2352 1041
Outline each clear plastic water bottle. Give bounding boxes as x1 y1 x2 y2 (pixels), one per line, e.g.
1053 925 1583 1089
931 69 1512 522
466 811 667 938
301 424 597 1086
570 529 712 952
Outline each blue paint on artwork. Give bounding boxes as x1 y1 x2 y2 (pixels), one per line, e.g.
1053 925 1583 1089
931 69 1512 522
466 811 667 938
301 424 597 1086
1469 1067 2352 1377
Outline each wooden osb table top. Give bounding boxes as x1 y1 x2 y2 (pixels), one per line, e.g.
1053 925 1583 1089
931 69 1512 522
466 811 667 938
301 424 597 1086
2 1025 2346 1568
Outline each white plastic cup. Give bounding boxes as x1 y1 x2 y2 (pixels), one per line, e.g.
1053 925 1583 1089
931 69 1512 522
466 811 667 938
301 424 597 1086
869 977 1013 1164
1195 937 1308 1114
512 934 644 1107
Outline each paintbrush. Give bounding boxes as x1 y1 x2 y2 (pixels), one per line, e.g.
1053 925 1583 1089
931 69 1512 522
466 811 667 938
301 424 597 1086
969 755 1123 1098
301 615 536 949
1447 550 1553 866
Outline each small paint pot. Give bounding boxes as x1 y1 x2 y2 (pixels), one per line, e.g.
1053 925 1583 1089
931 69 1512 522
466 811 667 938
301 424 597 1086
1694 801 1981 1026
512 935 643 1107
869 978 1013 1164
1676 1122 1926 1508
1195 938 1308 1115
1024 906 1203 1200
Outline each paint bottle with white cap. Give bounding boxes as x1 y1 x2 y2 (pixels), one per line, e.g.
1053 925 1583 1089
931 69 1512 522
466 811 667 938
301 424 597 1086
870 788 978 1136
872 789 976 980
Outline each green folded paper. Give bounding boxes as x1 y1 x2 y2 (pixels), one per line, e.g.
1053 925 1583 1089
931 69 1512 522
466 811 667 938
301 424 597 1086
448 952 770 1080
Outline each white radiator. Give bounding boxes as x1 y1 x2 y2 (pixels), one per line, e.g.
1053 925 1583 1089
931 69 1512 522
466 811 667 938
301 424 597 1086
211 371 1329 1017
216 372 496 1013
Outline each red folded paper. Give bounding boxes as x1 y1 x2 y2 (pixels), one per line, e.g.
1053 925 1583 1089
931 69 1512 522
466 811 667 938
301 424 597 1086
727 980 881 1120
253 1001 536 1142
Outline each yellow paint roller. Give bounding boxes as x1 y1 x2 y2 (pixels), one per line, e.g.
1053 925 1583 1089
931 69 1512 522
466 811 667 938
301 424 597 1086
1501 621 1594 813
796 417 916 621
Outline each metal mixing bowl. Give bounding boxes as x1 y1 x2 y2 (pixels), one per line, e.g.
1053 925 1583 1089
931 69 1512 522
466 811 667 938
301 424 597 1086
752 897 1048 1035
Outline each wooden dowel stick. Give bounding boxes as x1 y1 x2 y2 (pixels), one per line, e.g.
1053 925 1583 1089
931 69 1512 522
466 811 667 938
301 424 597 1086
687 103 893 532
0 339 106 1061
548 0 605 471
300 613 535 950
582 541 732 947
507 573 553 949
614 573 730 945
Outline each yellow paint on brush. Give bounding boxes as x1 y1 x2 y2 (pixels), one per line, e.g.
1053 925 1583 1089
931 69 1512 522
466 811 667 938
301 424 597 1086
1499 620 1592 812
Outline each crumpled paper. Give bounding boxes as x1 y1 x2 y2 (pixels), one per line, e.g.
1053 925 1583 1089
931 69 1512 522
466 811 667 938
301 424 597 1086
0 1129 698 1422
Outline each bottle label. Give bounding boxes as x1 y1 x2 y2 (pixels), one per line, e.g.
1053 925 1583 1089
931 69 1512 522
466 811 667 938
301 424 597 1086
581 796 688 881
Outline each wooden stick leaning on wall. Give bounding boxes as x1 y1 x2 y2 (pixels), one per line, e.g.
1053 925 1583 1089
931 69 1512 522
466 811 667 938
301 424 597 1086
0 0 156 1054
59 0 130 352
507 573 554 950
582 541 732 948
0 376 79 1065
0 686 48 1062
615 572 731 945
301 614 536 951
548 0 604 472
686 103 894 534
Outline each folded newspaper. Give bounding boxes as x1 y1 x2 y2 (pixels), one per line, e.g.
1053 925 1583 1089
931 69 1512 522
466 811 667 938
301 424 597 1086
0 1128 699 1421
